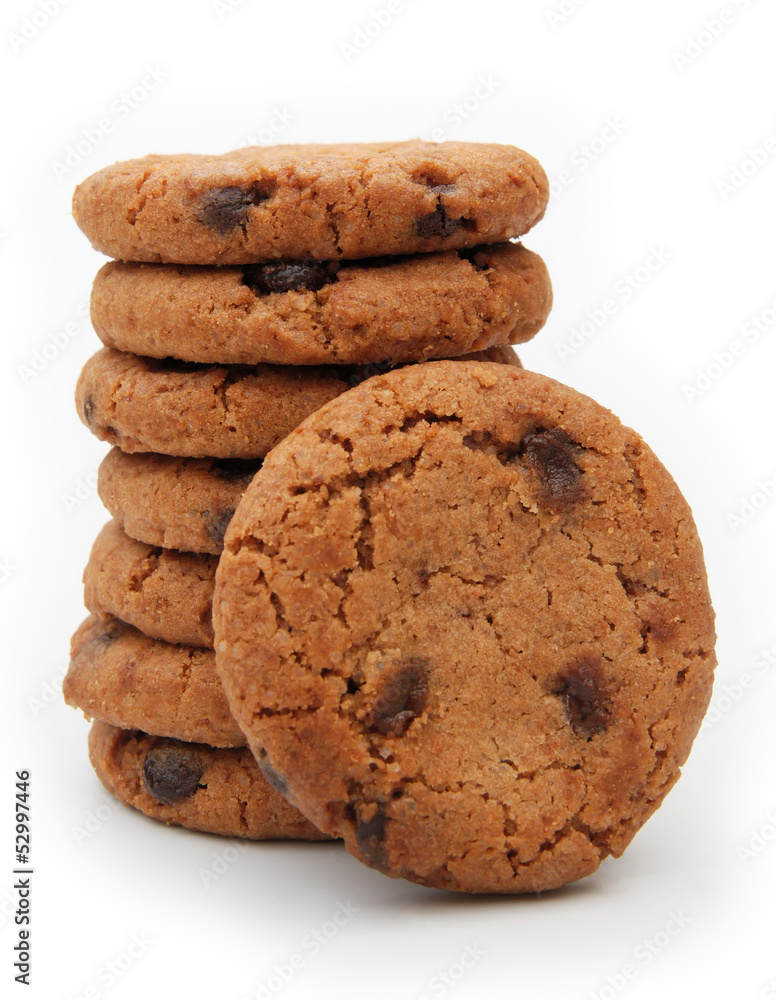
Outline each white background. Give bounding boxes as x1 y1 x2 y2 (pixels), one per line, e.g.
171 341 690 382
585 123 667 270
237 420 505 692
1 1 775 998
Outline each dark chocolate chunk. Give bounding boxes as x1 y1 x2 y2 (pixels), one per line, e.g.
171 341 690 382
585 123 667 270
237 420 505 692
366 659 429 736
204 509 236 546
257 753 288 796
415 203 462 239
554 658 612 738
91 619 124 645
242 260 339 295
83 395 96 426
198 182 274 235
523 427 585 511
355 807 389 868
142 744 205 804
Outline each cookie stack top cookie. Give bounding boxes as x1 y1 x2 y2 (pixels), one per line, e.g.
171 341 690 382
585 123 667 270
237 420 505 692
73 140 549 263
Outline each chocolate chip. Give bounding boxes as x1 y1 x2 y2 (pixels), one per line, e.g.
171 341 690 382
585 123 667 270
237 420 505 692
242 260 339 295
366 659 429 736
523 427 585 511
257 753 288 796
415 203 462 239
554 658 612 738
355 807 389 868
203 509 235 546
142 744 205 804
83 395 96 426
198 182 274 235
92 620 124 644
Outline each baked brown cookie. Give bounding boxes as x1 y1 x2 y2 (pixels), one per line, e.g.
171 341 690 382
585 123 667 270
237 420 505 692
72 141 548 264
213 362 716 894
89 721 329 841
65 615 243 747
76 347 521 460
75 348 348 460
98 450 261 554
90 244 551 366
84 521 216 647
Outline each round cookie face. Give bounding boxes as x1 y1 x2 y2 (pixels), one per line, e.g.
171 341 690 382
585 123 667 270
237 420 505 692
77 348 521 460
84 521 217 647
213 362 716 894
90 244 551 366
72 141 548 264
65 615 243 747
98 450 261 554
89 722 329 841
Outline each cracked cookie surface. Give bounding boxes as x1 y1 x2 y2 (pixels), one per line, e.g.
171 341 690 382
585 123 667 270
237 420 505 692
90 244 551 365
72 141 548 264
89 721 329 841
76 347 521 459
65 615 243 747
84 521 217 647
213 362 716 894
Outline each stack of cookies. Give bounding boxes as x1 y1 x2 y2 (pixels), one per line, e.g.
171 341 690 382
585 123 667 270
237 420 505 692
64 142 555 848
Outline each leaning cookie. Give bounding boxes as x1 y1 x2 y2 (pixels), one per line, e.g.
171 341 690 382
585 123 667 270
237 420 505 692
84 521 216 647
213 361 716 894
65 615 243 747
89 721 329 841
72 141 548 264
90 244 551 366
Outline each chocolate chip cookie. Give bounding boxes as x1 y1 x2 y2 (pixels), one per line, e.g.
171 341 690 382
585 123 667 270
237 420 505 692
98 450 261 554
65 615 243 747
84 521 217 647
89 721 329 841
77 347 521 460
72 141 549 264
213 361 716 894
90 244 551 366
75 348 349 460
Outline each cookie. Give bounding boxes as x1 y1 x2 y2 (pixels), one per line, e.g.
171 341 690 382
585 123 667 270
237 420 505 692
72 141 549 264
76 347 521 460
75 348 348 460
98 450 261 554
65 615 243 747
90 244 551 366
89 721 329 841
84 521 216 647
213 362 716 894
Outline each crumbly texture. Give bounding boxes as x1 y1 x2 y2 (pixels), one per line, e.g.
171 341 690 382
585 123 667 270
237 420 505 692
72 141 549 264
76 347 521 460
75 348 349 459
84 521 217 647
213 362 716 895
90 244 552 366
89 721 329 841
65 615 243 747
98 449 261 554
